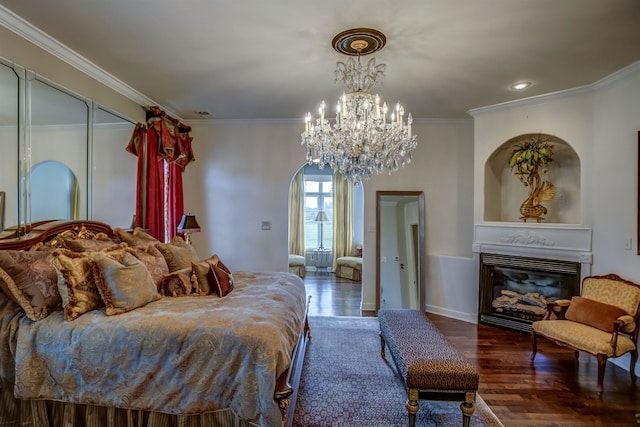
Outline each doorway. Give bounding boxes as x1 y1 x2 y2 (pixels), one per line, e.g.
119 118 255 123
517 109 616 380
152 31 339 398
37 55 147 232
376 191 425 311
288 164 364 312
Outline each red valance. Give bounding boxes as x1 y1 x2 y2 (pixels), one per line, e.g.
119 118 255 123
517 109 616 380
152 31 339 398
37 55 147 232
126 107 195 242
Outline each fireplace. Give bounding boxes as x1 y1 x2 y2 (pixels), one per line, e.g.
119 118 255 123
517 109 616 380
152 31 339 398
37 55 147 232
478 253 581 333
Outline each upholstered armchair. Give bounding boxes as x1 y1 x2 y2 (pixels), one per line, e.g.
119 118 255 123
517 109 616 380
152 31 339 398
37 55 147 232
531 274 640 395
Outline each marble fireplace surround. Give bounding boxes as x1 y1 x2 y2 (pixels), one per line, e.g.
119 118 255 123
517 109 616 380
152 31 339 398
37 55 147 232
472 223 593 282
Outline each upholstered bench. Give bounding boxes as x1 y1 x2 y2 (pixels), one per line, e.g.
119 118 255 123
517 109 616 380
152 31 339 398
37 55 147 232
378 309 480 427
334 256 362 281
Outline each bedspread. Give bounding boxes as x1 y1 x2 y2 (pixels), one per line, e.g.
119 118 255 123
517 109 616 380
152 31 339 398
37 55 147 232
9 271 306 427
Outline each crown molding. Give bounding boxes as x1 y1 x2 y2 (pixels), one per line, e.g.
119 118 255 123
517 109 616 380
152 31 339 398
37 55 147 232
468 60 640 117
592 60 640 89
0 5 172 116
467 84 593 117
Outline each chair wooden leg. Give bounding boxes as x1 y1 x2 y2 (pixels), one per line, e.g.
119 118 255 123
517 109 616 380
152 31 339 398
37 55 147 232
530 331 537 361
597 354 608 395
574 350 580 361
630 349 638 384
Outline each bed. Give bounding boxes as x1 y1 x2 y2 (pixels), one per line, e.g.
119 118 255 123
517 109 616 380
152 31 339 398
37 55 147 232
288 254 306 278
0 220 310 427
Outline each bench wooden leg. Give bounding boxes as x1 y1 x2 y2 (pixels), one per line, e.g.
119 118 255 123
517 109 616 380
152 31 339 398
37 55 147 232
379 332 386 358
460 391 476 427
406 388 419 427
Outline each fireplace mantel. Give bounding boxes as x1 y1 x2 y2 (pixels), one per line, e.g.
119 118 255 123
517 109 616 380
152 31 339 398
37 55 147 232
472 223 593 279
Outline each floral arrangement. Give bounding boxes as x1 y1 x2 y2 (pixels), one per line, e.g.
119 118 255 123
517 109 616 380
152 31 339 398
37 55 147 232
508 135 554 185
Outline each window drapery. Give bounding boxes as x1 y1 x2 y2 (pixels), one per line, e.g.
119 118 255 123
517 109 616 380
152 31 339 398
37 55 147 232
288 168 305 256
331 171 354 271
126 107 195 242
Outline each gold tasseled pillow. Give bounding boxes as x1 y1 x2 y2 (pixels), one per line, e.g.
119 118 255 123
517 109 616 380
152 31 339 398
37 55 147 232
157 268 193 297
52 251 105 321
114 227 160 247
155 237 199 272
51 247 128 321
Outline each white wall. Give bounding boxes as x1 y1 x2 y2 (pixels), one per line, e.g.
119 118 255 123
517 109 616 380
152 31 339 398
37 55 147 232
185 120 307 271
184 118 476 314
472 62 640 280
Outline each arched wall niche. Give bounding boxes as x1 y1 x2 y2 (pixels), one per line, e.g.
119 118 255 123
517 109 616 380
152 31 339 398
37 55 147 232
484 133 581 224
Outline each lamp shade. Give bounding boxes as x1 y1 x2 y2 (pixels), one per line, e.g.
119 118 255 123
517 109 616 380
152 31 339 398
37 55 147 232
177 214 201 232
315 210 328 222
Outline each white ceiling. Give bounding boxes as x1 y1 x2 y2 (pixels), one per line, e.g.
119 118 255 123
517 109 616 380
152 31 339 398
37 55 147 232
1 0 640 121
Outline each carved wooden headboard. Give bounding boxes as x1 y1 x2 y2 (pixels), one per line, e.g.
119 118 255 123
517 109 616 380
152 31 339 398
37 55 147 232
0 220 115 250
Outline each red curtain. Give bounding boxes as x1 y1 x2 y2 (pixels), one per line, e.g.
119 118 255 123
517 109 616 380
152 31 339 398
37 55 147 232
126 108 195 242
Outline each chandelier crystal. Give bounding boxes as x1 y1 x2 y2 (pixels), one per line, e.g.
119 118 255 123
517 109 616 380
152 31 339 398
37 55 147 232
301 28 417 183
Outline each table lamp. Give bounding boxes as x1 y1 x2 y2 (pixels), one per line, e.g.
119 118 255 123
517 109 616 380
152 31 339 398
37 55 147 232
177 213 201 245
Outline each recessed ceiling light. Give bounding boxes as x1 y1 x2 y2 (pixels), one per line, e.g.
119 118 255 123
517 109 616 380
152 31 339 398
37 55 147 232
510 81 532 91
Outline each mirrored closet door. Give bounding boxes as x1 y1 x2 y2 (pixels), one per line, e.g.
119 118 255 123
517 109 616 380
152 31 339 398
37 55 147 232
0 58 137 233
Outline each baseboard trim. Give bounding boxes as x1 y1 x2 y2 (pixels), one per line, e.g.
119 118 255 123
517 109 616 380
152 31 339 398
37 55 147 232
360 302 376 312
426 304 478 324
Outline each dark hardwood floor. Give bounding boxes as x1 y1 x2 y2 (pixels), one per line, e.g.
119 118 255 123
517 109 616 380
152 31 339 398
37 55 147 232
302 273 640 427
303 272 369 317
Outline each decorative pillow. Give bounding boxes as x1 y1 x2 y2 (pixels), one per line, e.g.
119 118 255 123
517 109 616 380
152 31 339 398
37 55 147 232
191 261 213 295
93 252 161 315
52 251 105 321
155 238 199 272
114 227 160 247
0 250 61 321
126 245 169 287
62 236 124 252
565 296 628 333
208 262 234 297
352 243 363 257
212 254 231 275
190 254 225 295
157 267 193 297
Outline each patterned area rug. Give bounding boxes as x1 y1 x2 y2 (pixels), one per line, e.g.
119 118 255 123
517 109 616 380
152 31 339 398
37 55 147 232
292 316 503 427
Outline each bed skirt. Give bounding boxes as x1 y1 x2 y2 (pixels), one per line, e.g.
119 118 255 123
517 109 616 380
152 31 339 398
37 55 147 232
0 389 260 427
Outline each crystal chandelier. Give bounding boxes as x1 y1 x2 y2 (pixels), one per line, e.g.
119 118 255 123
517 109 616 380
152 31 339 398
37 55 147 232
302 28 417 183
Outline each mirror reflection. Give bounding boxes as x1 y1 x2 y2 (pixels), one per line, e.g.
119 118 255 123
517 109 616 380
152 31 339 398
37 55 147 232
31 160 79 221
30 78 88 221
377 191 425 311
92 108 137 227
0 62 18 230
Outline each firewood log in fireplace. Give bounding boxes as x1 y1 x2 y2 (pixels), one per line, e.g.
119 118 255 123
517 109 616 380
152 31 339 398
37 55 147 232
492 290 556 318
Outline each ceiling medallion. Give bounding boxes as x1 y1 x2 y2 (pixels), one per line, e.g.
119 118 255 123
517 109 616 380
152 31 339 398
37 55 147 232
301 28 417 183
